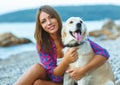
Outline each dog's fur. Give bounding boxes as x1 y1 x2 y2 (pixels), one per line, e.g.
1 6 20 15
62 17 115 85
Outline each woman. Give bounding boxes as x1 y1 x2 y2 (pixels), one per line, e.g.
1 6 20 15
14 5 110 85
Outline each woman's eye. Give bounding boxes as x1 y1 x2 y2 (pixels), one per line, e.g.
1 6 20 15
50 15 54 18
41 20 45 24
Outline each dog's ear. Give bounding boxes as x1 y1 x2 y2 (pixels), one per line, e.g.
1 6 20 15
83 25 88 40
61 24 67 41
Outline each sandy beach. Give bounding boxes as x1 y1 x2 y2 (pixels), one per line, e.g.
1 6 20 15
0 37 120 85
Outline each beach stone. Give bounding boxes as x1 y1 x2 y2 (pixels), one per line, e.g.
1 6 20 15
0 32 32 47
0 51 38 85
89 19 120 40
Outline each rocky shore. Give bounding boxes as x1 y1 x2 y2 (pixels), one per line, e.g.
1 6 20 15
0 37 120 85
0 51 39 85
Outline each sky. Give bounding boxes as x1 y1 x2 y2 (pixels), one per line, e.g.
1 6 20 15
0 0 120 15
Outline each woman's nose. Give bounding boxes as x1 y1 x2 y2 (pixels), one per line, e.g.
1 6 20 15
47 19 52 25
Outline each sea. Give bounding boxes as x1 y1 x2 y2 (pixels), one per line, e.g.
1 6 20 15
0 20 119 59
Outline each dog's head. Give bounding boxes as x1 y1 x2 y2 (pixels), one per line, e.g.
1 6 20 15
61 17 88 46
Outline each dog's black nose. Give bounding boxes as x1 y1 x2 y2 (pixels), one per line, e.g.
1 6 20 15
76 23 81 28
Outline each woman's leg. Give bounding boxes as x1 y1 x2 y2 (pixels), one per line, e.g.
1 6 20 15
14 63 47 85
33 79 62 85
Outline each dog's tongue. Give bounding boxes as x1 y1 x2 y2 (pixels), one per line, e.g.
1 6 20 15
74 32 82 42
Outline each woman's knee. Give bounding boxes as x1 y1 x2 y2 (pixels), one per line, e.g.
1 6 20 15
32 63 42 69
33 79 63 85
14 63 46 85
33 79 43 85
31 63 46 79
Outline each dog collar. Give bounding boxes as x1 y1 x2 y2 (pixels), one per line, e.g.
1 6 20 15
63 41 85 47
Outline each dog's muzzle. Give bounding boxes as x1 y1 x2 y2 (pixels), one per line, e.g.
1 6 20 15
69 23 82 43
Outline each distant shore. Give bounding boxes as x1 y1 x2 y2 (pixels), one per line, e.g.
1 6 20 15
0 37 120 85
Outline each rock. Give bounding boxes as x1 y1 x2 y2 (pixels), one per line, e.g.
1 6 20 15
102 19 116 30
0 32 32 47
89 19 120 40
117 25 120 31
89 30 104 37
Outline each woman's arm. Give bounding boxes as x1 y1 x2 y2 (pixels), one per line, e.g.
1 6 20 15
86 39 110 70
67 55 107 80
67 39 110 80
38 46 78 76
88 39 110 59
81 54 107 73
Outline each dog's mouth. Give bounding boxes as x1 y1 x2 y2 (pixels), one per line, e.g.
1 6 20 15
69 29 82 42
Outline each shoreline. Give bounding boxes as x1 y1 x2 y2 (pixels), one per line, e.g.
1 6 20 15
0 37 120 85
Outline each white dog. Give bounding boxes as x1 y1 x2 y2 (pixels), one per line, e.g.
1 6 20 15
61 17 115 85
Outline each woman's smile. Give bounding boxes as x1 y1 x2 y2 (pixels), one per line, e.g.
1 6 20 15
48 25 55 31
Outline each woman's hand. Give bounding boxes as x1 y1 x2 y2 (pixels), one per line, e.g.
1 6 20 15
66 67 87 80
62 47 78 65
53 47 78 76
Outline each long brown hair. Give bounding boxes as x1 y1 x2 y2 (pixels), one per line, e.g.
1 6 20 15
34 5 62 52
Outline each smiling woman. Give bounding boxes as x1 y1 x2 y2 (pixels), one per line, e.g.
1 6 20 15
0 4 120 85
13 5 113 85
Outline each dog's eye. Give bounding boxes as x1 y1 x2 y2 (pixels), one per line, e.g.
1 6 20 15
80 21 82 23
69 21 73 24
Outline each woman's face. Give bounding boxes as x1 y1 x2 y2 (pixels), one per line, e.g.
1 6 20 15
39 11 59 35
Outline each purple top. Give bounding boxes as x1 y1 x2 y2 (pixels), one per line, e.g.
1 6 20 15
37 38 110 83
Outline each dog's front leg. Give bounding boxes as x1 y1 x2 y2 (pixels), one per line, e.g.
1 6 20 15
64 73 75 85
